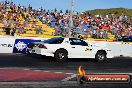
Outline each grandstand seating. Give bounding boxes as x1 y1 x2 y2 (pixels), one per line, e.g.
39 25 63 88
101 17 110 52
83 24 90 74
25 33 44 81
0 4 116 40
107 33 115 39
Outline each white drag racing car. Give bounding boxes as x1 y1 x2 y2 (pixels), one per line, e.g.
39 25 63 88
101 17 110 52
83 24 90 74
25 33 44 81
28 37 112 62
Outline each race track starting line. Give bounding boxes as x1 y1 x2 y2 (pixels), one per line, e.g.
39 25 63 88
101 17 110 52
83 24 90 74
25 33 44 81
0 68 74 82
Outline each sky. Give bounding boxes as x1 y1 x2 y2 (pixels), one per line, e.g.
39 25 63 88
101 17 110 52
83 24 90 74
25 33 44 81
0 0 132 12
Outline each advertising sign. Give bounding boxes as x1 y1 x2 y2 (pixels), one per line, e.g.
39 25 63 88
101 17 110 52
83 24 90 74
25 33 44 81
77 74 130 84
78 66 130 84
0 37 16 53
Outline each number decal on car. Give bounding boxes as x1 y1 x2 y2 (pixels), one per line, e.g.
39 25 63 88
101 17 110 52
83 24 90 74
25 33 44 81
85 48 92 52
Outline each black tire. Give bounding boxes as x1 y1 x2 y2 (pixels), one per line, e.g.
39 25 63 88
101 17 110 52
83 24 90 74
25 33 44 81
41 55 46 58
79 76 87 84
95 51 107 62
54 49 68 62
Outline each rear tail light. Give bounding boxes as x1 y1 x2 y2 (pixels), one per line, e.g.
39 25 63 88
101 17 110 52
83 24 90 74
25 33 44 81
39 44 47 49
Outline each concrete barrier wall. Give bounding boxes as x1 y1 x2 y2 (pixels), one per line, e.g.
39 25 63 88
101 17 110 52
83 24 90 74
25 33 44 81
0 37 16 53
0 36 49 53
0 36 131 54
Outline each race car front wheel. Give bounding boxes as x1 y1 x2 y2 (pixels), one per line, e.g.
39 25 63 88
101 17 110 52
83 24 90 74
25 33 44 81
54 49 68 62
95 51 107 62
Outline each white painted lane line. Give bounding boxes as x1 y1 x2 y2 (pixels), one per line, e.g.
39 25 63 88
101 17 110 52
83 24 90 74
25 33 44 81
24 69 30 70
43 71 51 72
0 68 132 76
65 73 75 75
0 82 62 85
61 74 77 82
0 67 28 70
34 70 41 72
54 72 63 74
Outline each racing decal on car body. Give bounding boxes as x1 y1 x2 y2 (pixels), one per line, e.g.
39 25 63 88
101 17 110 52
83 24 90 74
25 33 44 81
15 41 27 51
13 39 41 53
85 48 92 52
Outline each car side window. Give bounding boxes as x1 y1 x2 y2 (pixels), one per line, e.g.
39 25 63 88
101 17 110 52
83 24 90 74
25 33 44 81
44 38 64 44
69 38 88 46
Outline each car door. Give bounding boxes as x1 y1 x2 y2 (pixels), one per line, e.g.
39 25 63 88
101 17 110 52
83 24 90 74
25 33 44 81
68 38 89 58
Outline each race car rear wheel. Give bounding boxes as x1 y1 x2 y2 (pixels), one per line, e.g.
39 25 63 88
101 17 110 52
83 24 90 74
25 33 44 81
95 51 107 62
54 49 68 62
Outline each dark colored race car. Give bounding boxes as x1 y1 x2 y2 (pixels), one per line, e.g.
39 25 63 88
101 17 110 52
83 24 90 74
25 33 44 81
118 36 132 42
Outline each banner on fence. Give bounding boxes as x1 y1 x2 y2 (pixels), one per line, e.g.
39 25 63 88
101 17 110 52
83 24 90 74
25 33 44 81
0 38 16 53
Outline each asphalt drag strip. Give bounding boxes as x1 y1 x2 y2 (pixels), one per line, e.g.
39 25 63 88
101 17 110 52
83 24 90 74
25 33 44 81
0 68 73 82
0 54 132 87
0 68 132 88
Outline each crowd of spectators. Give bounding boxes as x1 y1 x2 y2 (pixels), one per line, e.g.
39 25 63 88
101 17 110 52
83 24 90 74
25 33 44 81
43 10 132 39
0 1 44 36
0 1 131 39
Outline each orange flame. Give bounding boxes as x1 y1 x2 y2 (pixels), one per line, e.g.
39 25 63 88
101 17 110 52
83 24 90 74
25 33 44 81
78 66 86 76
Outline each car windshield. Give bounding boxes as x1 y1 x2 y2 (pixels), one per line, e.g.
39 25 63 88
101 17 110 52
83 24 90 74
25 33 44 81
43 38 64 44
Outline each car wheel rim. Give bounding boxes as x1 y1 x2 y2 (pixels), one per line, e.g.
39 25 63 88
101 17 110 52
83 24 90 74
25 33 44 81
97 54 104 61
58 53 65 60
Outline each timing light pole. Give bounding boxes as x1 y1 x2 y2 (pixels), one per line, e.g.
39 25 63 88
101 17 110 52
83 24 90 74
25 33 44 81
69 0 74 37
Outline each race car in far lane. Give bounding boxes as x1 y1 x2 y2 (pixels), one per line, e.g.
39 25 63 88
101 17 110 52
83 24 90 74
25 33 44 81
118 36 132 42
28 37 132 62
